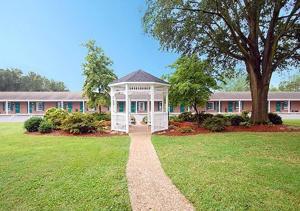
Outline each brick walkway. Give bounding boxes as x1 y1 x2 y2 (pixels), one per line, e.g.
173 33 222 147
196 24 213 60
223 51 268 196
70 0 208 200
126 125 194 211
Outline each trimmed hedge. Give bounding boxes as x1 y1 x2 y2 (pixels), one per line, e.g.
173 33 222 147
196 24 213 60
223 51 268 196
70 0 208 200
61 112 98 134
24 117 43 132
203 117 225 132
38 119 54 133
268 113 282 125
44 108 68 129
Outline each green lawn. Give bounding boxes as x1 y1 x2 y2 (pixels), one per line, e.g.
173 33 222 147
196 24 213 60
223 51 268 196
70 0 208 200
284 119 300 127
153 132 300 210
0 123 131 210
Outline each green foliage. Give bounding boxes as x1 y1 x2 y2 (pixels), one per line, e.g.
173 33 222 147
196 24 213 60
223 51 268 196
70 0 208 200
240 121 251 127
268 113 283 125
168 56 219 117
82 40 117 112
220 73 249 91
230 115 244 126
44 108 69 129
241 111 250 121
278 74 300 92
203 117 225 132
196 112 214 123
169 115 182 122
92 112 111 121
178 126 194 133
38 119 54 133
61 112 97 134
178 112 194 122
0 68 68 91
24 117 43 132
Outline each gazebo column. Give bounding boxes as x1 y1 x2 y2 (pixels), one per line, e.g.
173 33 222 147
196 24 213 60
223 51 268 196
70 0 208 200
125 84 129 133
110 88 114 130
150 85 154 132
165 90 168 112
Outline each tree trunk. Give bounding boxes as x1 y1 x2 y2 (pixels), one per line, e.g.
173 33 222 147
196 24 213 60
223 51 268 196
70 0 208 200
98 105 102 114
193 104 200 127
247 62 270 124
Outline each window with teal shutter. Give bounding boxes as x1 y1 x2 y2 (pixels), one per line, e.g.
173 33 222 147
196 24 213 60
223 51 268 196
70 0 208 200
119 102 124 112
180 104 185 112
131 101 136 112
169 105 174 112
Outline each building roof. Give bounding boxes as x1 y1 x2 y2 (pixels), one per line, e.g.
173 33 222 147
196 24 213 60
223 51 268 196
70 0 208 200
210 91 300 100
0 92 86 101
110 69 169 85
0 91 299 101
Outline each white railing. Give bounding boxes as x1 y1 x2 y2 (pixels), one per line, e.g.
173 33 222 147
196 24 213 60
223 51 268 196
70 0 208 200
152 112 168 133
111 113 127 132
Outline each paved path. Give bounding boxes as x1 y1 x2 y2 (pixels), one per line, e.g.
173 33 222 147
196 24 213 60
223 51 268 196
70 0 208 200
126 125 194 211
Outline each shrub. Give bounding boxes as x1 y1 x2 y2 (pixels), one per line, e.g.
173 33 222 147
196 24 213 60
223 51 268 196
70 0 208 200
240 121 251 127
38 119 54 133
241 111 250 121
92 112 111 121
93 120 106 132
61 112 97 134
195 112 214 123
178 126 194 133
130 116 136 125
230 115 244 126
169 115 182 122
24 117 43 132
268 113 282 125
214 114 225 119
203 117 225 132
44 108 68 129
178 112 194 122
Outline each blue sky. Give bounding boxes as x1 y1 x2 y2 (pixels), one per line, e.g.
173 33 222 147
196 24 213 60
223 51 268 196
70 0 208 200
0 0 295 91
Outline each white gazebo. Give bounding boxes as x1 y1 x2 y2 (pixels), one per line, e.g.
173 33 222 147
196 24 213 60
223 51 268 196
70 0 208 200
109 70 169 133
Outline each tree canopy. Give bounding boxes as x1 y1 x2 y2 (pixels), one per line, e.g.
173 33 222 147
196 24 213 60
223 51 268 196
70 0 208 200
144 0 300 123
82 40 117 113
220 74 250 91
168 55 219 120
271 73 300 91
0 68 68 91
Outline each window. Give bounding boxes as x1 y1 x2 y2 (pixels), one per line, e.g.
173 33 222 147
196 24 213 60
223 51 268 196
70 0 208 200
283 101 288 110
206 102 214 110
235 101 240 110
8 102 13 112
157 101 162 112
36 102 44 111
118 101 125 112
138 102 146 112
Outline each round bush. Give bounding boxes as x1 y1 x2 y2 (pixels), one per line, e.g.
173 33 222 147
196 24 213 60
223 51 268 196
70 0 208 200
203 117 225 132
24 117 43 132
38 119 54 133
230 115 244 126
268 113 282 125
178 112 194 122
44 108 68 129
61 112 96 134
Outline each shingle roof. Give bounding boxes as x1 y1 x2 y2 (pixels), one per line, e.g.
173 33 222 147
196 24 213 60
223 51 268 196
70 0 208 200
111 70 169 85
210 91 300 100
0 92 86 101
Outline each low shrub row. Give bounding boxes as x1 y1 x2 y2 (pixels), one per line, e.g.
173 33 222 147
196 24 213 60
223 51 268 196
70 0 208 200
24 108 110 134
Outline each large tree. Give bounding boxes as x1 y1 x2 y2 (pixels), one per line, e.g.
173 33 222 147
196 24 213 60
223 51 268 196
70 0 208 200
168 55 219 124
144 0 300 123
82 40 117 113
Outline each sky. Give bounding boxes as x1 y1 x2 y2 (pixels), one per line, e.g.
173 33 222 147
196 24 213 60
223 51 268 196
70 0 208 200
0 0 296 91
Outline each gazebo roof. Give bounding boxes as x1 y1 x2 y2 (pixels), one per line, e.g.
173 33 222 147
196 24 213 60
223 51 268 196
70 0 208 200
110 70 169 85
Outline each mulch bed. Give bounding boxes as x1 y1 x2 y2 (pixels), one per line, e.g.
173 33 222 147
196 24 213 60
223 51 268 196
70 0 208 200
158 122 300 136
26 130 127 137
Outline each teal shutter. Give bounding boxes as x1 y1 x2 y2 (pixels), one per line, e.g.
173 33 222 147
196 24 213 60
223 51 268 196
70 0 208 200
131 102 136 113
169 105 174 112
228 102 233 112
68 102 72 112
119 102 124 112
80 102 83 112
180 104 185 112
15 102 20 113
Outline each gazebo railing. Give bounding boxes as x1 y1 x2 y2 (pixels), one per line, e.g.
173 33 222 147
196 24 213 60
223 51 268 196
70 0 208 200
152 112 168 132
111 113 127 132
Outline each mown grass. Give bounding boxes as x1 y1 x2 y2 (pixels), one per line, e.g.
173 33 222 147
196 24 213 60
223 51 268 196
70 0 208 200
284 119 300 127
153 132 300 210
0 123 131 210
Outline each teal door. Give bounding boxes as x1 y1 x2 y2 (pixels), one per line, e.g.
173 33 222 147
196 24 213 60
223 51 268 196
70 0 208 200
67 102 72 112
15 102 20 113
228 101 233 112
276 101 281 112
180 104 185 112
131 102 136 113
80 102 83 112
119 102 124 112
